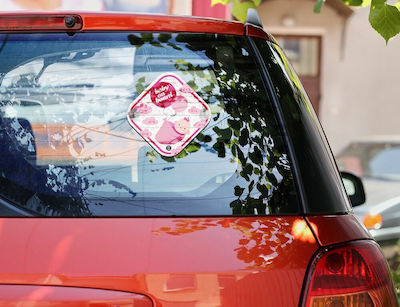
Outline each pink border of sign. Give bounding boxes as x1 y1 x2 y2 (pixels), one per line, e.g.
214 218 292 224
126 73 211 157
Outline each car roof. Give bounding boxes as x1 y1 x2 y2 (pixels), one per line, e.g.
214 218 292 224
0 11 275 40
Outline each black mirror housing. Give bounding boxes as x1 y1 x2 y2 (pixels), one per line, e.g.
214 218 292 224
341 171 366 207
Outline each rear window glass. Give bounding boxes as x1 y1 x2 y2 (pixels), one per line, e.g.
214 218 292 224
0 32 299 216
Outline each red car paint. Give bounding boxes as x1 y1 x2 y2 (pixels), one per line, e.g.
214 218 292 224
0 12 277 44
0 285 152 306
0 12 381 306
306 214 372 246
0 12 244 36
0 217 320 306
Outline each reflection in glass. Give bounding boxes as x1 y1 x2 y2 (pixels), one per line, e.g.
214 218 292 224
0 33 299 216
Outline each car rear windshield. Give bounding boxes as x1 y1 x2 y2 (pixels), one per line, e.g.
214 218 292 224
0 32 299 216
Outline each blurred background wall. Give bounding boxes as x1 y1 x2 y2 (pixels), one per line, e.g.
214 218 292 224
256 0 400 153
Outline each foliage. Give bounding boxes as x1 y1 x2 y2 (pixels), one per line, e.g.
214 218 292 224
368 0 400 43
212 0 400 43
212 0 261 21
386 243 400 298
392 266 400 298
152 217 307 270
320 0 400 43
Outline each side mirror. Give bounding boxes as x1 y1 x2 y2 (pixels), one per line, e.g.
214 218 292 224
341 171 366 207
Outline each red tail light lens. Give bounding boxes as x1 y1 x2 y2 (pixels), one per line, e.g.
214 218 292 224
0 15 82 31
303 240 398 307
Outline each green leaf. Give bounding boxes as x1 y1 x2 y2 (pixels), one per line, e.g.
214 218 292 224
127 34 144 48
185 143 201 153
141 33 154 42
248 180 255 193
150 41 163 48
228 118 242 131
230 199 242 214
175 150 188 159
196 133 212 143
136 83 145 94
234 185 245 197
145 150 157 163
211 0 232 5
232 0 257 22
161 156 176 162
257 183 269 197
158 33 172 43
241 163 253 181
213 127 232 142
239 128 249 146
314 0 326 13
212 141 226 158
361 0 371 6
249 146 263 165
167 42 182 51
231 143 237 157
342 0 363 6
187 80 198 91
266 172 278 186
202 84 215 93
175 59 188 65
369 1 400 43
237 147 246 165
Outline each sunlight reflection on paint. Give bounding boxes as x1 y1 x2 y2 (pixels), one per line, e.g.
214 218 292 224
291 219 318 244
25 286 52 301
153 218 301 269
48 235 74 272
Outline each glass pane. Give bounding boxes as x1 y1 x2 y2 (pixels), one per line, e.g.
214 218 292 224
254 38 350 213
0 33 299 216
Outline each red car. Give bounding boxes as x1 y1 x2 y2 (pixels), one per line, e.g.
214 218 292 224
0 11 397 306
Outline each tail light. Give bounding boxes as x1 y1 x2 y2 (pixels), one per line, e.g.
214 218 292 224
303 240 398 307
363 213 383 230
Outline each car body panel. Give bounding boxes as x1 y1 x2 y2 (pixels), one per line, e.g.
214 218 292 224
0 217 318 306
244 24 277 43
0 285 152 306
83 13 244 35
0 12 277 43
306 214 372 246
80 12 244 35
0 12 243 36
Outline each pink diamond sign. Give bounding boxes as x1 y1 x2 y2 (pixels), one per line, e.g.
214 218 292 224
127 73 211 157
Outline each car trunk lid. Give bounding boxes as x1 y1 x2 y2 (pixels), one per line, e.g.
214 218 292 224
0 217 318 306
